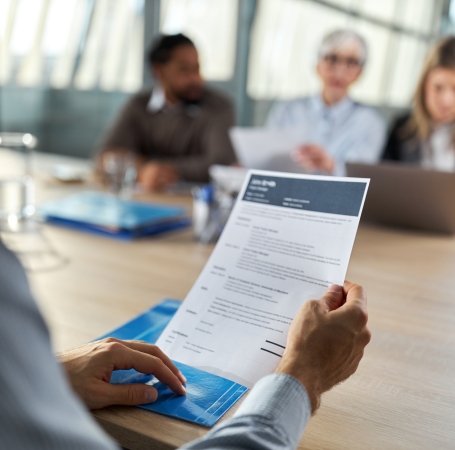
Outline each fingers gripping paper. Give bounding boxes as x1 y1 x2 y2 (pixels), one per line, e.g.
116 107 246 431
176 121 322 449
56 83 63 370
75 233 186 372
157 171 369 388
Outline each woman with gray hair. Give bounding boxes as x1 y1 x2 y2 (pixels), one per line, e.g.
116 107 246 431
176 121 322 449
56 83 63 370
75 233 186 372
267 29 386 176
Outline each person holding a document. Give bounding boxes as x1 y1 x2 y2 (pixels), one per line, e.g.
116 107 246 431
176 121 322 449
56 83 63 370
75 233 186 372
0 171 372 449
267 30 386 176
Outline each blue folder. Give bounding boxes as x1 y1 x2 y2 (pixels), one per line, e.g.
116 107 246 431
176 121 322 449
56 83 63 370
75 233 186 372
97 300 248 427
39 192 191 240
44 216 191 240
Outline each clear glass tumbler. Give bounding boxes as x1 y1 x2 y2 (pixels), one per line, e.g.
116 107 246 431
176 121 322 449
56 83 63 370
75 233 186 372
0 133 38 225
101 151 138 198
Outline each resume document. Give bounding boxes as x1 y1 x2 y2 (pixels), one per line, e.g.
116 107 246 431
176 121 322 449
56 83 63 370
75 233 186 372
157 171 369 387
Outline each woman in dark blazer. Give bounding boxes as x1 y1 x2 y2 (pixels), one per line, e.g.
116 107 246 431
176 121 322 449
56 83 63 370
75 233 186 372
382 115 422 164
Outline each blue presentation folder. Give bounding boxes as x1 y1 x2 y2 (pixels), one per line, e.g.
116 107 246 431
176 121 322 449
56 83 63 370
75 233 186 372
97 300 248 427
43 216 191 240
39 192 191 240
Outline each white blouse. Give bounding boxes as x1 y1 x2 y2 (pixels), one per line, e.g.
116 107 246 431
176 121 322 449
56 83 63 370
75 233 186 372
422 124 455 171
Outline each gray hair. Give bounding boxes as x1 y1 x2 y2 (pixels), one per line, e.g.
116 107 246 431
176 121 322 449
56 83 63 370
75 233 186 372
318 30 368 66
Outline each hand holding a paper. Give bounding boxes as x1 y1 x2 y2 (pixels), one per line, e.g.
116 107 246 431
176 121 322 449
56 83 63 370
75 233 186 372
293 144 335 173
58 338 186 409
276 281 371 413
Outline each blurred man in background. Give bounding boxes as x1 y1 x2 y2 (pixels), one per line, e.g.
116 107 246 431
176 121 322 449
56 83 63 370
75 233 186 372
267 29 386 176
97 34 236 190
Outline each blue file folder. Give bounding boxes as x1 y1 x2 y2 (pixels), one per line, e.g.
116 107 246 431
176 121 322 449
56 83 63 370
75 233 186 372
39 192 191 240
97 300 248 427
43 216 191 240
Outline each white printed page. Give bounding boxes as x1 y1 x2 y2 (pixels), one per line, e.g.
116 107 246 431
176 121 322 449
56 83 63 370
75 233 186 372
156 171 369 388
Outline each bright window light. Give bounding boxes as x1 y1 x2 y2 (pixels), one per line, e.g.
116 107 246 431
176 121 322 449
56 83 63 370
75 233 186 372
16 0 49 86
42 0 79 57
75 0 144 92
0 0 15 84
118 3 144 93
401 0 435 33
385 36 427 105
99 0 144 92
74 0 110 90
50 0 88 89
360 0 398 23
160 0 238 81
10 0 44 56
0 0 13 40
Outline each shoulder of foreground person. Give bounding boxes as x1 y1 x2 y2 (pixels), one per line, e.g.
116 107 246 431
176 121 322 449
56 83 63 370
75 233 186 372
0 241 118 450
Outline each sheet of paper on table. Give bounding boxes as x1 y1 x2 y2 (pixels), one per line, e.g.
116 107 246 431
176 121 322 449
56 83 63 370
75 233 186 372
156 170 369 388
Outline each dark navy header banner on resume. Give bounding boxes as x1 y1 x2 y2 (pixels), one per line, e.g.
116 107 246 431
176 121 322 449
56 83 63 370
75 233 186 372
242 174 367 217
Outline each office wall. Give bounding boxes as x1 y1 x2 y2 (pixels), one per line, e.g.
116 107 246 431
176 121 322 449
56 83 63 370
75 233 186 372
0 87 129 157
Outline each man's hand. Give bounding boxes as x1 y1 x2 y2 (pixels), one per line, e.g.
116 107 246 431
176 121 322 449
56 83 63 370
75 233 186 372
276 282 371 414
138 162 180 191
292 144 335 173
58 338 186 410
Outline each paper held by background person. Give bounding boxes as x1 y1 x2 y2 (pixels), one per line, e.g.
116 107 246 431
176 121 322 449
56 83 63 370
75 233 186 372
230 127 303 173
157 171 369 388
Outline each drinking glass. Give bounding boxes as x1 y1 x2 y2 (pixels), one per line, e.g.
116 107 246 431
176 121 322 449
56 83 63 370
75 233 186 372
0 133 37 226
101 151 138 198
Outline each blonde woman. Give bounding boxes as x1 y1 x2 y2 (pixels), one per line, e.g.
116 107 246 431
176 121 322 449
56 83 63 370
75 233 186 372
383 36 455 170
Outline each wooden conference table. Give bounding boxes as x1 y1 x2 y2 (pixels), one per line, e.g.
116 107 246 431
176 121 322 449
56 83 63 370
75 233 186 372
5 152 455 449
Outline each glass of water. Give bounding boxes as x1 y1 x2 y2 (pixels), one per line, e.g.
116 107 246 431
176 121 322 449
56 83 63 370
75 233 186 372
0 133 37 227
101 151 138 198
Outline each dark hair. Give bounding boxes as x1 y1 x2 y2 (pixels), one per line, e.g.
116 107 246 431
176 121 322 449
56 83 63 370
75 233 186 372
148 33 195 66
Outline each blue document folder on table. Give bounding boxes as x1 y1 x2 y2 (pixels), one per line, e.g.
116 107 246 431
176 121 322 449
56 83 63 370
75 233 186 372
97 300 248 427
39 192 191 240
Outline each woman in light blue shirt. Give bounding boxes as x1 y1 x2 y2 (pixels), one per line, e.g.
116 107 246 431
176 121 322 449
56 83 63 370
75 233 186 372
267 30 386 176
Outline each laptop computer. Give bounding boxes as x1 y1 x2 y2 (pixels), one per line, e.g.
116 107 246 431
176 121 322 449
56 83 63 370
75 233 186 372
346 162 455 234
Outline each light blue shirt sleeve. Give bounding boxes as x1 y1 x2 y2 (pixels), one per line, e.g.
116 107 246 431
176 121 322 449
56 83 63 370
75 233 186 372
266 101 295 128
0 240 311 450
182 374 311 450
331 109 387 176
0 241 119 450
265 96 387 176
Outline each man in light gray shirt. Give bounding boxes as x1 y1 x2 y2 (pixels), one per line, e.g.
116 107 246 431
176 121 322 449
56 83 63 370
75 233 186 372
0 240 370 450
